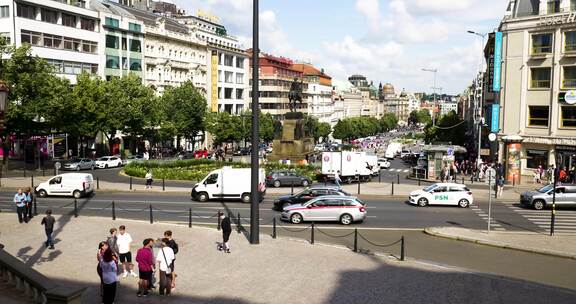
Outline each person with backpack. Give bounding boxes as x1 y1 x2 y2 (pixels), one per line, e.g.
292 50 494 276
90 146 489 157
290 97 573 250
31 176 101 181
156 238 175 296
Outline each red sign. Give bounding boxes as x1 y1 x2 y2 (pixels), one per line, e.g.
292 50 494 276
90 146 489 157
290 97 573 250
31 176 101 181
346 155 352 162
323 155 330 162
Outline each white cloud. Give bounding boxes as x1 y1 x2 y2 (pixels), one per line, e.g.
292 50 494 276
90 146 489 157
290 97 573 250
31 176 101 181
356 0 381 32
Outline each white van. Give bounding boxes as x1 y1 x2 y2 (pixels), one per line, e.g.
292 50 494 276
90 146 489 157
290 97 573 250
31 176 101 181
191 167 266 203
36 173 95 199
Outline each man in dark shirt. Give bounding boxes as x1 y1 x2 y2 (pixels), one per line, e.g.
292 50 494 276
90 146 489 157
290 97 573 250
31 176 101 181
41 209 55 249
218 214 232 253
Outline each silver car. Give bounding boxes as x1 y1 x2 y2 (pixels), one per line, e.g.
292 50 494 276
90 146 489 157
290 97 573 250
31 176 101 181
63 158 95 171
520 184 576 210
281 195 367 225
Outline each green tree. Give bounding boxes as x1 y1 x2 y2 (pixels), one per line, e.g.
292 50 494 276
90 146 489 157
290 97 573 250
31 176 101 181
409 109 432 125
333 119 354 142
205 111 241 145
314 122 332 142
424 111 467 145
379 113 398 131
161 81 207 148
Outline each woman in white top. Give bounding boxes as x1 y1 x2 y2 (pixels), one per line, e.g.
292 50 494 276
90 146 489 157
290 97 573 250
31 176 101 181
145 171 153 189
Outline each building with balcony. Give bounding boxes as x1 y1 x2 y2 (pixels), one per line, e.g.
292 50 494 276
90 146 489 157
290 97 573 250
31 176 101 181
379 83 410 122
497 0 576 180
293 63 333 125
0 0 101 83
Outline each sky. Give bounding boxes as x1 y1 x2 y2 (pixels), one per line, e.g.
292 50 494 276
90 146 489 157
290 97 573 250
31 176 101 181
168 0 506 95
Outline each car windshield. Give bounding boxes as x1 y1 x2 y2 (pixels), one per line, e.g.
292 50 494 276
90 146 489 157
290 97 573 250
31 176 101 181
97 157 109 161
537 185 554 193
423 185 438 192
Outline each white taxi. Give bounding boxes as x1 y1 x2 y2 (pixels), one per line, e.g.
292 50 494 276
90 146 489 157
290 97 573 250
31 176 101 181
408 183 473 208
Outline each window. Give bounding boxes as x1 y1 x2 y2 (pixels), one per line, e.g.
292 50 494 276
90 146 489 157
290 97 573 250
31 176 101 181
122 37 127 50
224 88 233 99
565 31 576 52
41 9 58 24
106 35 119 49
526 150 549 169
547 0 560 14
122 57 128 69
62 14 76 27
43 33 55 48
236 57 244 68
63 61 82 74
129 39 141 52
17 4 35 19
561 106 576 127
217 87 222 99
236 89 244 99
528 106 549 127
128 22 141 32
20 30 41 46
105 17 119 28
205 174 218 184
82 40 97 53
572 0 576 11
218 71 222 82
106 55 120 69
531 67 551 88
0 6 9 18
81 18 95 31
563 66 576 88
224 104 233 113
224 54 233 66
236 73 244 84
532 33 553 54
129 58 142 71
224 71 233 83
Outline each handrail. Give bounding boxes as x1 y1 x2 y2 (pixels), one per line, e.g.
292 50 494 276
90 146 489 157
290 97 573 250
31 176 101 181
0 249 85 303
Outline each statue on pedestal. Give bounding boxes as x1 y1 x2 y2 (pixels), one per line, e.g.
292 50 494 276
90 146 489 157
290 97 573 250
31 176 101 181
288 77 303 112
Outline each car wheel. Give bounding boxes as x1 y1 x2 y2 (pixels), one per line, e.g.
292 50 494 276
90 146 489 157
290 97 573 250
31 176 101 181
533 200 545 210
241 193 251 203
340 213 353 225
197 192 209 202
345 177 353 184
105 164 108 169
417 197 428 207
458 199 470 208
76 166 80 171
38 189 47 198
273 180 281 188
73 190 82 199
91 165 95 170
302 179 310 187
290 213 303 224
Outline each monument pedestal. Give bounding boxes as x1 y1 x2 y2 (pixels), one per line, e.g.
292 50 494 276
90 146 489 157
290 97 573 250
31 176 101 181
268 118 314 162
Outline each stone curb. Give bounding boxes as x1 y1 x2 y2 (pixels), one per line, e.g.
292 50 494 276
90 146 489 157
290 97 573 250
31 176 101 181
424 227 576 260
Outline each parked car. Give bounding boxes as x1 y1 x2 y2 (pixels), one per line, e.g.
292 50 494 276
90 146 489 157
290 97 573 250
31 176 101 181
95 156 123 169
408 183 473 208
123 155 144 165
266 170 311 188
273 186 350 211
233 147 251 156
62 158 95 171
520 184 576 210
35 173 94 199
281 196 366 225
378 158 391 169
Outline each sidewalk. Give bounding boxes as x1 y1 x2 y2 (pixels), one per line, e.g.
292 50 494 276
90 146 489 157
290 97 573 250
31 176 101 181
425 227 576 260
0 174 535 200
1 214 575 304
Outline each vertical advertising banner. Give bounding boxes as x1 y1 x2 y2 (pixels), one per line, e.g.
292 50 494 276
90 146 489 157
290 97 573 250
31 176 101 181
493 31 502 92
491 104 500 133
211 50 218 112
506 143 521 182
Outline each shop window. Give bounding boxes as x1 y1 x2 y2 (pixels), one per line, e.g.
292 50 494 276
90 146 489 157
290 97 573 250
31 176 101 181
526 150 549 169
528 106 549 127
561 106 576 128
530 67 551 88
532 33 553 54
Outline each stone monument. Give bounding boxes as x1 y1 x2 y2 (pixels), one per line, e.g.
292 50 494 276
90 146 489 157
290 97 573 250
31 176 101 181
268 78 314 162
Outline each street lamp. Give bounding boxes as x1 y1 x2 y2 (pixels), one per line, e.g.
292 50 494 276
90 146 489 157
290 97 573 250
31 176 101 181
250 0 260 245
421 68 439 126
0 80 8 181
467 30 488 169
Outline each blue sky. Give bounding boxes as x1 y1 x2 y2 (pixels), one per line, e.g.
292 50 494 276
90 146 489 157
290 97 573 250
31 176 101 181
170 0 506 94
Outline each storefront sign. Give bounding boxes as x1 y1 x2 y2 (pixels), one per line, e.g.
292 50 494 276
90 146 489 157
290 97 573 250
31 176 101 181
493 31 502 92
556 145 576 152
506 143 521 182
491 104 500 132
210 50 218 112
539 12 576 27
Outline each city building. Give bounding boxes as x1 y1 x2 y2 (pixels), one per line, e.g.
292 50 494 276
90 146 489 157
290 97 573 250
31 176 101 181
293 63 333 124
248 50 307 119
0 0 102 83
439 100 459 116
379 83 410 122
177 11 248 114
496 0 576 180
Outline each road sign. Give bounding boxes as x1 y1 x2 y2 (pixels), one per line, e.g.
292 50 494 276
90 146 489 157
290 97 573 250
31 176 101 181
447 148 454 156
485 168 496 185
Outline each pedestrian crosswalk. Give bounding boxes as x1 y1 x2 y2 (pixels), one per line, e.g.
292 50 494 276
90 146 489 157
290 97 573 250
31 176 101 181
470 203 506 231
383 168 409 173
508 205 576 235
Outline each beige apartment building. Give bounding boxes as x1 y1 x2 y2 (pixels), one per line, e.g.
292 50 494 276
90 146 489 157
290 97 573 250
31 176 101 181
498 0 576 180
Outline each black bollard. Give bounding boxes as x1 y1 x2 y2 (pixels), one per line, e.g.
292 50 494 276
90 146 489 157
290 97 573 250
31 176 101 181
272 217 277 239
97 177 100 190
391 182 395 195
31 175 34 188
112 201 116 220
513 174 516 187
130 177 133 190
149 204 153 224
357 177 361 195
162 178 165 191
217 210 222 230
310 222 315 244
324 176 327 186
353 228 358 253
188 208 192 228
237 212 241 233
418 175 421 186
397 174 400 185
33 197 38 216
462 177 465 184
291 180 294 195
74 198 78 218
378 170 381 183
400 235 405 261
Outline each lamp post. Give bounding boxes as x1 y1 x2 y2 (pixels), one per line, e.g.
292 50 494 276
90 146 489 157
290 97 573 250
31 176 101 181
0 80 8 180
249 0 260 245
467 30 488 170
421 68 439 126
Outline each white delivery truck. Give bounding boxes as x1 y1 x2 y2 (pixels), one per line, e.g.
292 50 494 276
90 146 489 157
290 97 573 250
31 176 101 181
191 167 266 203
385 142 403 159
321 151 373 183
35 173 95 199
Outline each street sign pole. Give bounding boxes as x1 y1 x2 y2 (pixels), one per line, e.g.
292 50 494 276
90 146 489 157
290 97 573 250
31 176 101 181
486 169 494 234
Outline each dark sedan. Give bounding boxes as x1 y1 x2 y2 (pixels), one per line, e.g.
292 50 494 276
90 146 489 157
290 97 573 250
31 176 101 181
266 170 311 188
273 186 350 211
233 147 251 156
